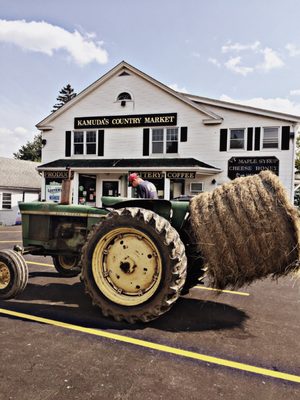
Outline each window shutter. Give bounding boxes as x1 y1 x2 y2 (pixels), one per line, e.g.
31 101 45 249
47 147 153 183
219 129 227 151
247 128 253 151
143 128 150 156
180 127 188 142
65 131 71 157
98 130 104 156
254 127 261 150
281 126 290 150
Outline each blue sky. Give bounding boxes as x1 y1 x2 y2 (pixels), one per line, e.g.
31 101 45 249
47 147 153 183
1 0 300 157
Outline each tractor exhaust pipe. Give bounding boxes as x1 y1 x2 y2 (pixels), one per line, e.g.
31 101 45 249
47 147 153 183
60 167 72 205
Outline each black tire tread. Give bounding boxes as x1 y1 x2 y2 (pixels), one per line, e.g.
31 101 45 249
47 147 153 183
0 249 28 299
81 207 187 323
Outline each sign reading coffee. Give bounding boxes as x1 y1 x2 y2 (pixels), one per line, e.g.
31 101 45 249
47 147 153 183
228 157 279 180
129 171 196 180
74 113 177 129
166 171 196 179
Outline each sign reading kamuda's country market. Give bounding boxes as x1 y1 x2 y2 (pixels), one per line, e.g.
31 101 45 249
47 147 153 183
228 156 279 180
74 113 177 129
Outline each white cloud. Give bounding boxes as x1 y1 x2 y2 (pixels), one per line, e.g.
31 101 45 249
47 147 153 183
290 89 300 96
258 47 284 71
224 57 254 76
192 51 201 58
286 43 300 57
0 126 36 158
208 57 221 68
214 41 285 76
169 83 188 93
222 41 261 53
220 94 300 116
0 19 108 66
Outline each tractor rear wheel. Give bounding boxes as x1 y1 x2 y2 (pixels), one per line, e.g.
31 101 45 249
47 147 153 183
81 208 187 323
0 249 28 299
52 255 81 277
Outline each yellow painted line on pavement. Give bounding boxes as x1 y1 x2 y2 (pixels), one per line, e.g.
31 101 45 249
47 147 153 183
0 240 22 243
0 308 299 384
195 286 250 297
0 231 22 233
26 261 54 268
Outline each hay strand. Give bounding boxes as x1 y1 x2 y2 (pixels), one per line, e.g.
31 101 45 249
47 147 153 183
189 171 300 290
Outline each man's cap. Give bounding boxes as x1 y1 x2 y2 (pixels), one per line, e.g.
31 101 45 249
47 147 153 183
128 173 138 183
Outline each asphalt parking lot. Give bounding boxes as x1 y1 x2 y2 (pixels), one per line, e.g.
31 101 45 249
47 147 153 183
0 226 299 400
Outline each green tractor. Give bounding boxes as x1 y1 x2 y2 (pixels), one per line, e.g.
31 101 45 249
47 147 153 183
0 196 201 323
1 171 299 323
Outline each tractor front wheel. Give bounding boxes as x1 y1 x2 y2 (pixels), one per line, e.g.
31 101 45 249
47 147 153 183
52 255 81 277
0 249 28 299
81 208 187 323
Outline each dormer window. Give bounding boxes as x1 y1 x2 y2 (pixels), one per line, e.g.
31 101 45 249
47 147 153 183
117 92 132 101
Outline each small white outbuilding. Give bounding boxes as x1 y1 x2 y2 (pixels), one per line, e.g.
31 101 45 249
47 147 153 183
0 157 41 225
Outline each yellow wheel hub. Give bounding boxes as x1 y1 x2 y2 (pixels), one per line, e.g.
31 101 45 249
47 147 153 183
92 227 162 306
0 262 11 289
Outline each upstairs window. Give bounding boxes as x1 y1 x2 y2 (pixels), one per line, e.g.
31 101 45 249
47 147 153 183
86 131 97 154
152 127 178 154
73 130 97 155
263 127 279 149
230 129 245 149
74 131 84 154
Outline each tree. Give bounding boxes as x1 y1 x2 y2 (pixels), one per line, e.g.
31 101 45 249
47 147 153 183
52 84 77 112
13 133 42 162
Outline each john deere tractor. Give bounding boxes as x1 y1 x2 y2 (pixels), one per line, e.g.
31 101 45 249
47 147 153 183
0 196 201 323
1 171 298 323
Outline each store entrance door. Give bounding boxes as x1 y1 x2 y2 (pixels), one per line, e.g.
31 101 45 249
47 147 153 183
170 180 184 199
78 174 96 206
103 181 119 197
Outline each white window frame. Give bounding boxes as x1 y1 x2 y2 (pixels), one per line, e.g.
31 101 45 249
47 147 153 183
262 126 280 150
229 128 246 151
72 130 98 156
1 192 12 210
190 182 204 194
151 127 179 155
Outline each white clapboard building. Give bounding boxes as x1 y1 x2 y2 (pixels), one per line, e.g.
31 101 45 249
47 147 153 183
0 157 41 225
36 61 300 205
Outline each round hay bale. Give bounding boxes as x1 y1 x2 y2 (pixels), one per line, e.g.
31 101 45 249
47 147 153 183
189 171 300 290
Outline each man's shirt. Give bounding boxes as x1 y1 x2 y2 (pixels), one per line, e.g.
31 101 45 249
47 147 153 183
136 180 158 199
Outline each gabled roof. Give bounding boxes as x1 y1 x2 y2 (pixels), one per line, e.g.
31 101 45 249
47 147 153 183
36 61 223 129
183 92 300 123
0 157 41 190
